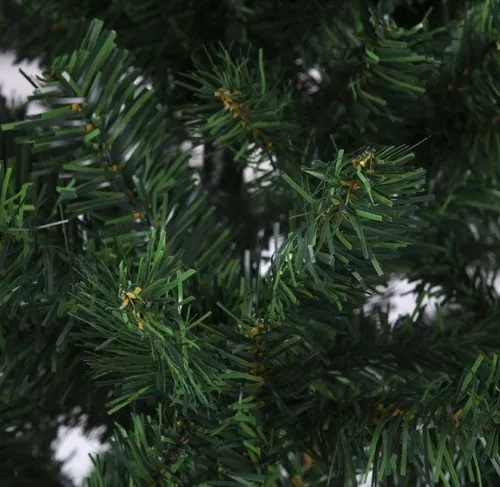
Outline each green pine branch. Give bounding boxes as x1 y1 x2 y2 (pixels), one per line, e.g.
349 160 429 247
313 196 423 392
2 1 500 485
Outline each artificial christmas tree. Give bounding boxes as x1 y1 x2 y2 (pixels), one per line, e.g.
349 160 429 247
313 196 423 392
1 0 500 485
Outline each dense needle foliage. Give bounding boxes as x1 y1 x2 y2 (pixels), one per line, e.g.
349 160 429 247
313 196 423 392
1 0 500 485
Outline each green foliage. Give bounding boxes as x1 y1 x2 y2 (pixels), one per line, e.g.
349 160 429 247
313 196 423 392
2 0 500 485
265 145 433 320
70 229 222 412
86 407 198 486
177 45 296 157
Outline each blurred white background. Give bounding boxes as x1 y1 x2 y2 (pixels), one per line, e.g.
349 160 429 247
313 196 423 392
1 52 446 486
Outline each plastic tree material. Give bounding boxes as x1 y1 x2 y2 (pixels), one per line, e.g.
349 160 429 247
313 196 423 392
2 0 500 485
